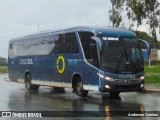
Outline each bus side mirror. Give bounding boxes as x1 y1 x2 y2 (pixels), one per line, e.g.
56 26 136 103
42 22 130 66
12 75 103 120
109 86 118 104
138 39 151 55
91 37 103 53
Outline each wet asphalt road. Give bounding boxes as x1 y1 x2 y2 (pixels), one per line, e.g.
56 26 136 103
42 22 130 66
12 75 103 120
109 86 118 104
0 73 160 120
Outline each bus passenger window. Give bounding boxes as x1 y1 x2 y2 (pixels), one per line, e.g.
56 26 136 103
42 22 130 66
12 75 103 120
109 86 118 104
79 32 99 68
54 34 64 54
54 40 59 53
89 40 99 68
78 32 94 60
64 33 78 53
53 33 78 54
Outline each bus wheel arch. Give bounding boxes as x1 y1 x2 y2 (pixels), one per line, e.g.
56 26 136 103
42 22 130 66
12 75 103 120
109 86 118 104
72 74 88 97
25 72 39 91
72 74 80 91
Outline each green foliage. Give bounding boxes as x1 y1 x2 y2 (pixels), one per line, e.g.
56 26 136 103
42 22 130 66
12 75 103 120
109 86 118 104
0 67 8 73
0 57 7 66
145 65 160 73
144 64 160 83
134 30 155 48
110 0 160 48
134 31 153 40
145 75 160 83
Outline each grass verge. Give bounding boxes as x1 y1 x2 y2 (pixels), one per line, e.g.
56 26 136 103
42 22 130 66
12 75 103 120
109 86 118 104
145 75 160 84
144 64 160 83
0 67 8 73
144 65 160 73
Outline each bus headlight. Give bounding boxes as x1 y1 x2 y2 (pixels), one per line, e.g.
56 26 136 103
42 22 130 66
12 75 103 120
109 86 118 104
97 73 105 79
105 76 113 81
139 76 144 81
97 73 114 81
141 84 144 88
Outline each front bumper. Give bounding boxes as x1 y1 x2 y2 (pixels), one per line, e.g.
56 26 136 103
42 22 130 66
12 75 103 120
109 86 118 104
99 79 144 92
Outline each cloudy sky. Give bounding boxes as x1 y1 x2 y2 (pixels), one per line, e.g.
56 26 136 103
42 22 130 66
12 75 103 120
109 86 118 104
0 0 112 58
0 0 159 58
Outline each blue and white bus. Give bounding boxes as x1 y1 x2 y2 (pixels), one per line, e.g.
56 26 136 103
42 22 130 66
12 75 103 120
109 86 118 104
8 26 150 97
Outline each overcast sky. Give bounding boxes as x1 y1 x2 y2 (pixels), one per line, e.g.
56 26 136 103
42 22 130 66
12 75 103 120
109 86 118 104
0 0 160 58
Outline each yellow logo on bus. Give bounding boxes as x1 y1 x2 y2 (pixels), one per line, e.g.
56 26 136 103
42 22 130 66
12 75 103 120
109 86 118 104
56 55 65 74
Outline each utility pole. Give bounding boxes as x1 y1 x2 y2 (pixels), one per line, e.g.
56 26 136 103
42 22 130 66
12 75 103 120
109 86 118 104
109 6 111 26
111 0 114 27
159 23 160 34
38 24 40 32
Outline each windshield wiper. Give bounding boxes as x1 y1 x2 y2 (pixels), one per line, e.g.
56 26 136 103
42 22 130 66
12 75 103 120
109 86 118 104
115 49 124 73
117 40 139 73
123 48 138 71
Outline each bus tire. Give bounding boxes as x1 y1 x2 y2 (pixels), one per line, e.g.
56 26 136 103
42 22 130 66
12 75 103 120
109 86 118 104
25 74 39 91
75 78 88 97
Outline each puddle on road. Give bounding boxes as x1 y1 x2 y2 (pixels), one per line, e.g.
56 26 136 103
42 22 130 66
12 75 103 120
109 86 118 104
7 87 146 113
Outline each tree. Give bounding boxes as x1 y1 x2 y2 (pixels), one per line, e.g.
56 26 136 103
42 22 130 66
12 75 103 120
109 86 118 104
0 57 7 66
134 30 154 48
110 0 160 48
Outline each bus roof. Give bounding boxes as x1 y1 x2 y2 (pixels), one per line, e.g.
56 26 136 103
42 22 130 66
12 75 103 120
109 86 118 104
10 26 136 42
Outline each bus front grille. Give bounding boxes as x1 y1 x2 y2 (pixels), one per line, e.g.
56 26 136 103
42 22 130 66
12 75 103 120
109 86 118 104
114 79 140 85
115 84 139 90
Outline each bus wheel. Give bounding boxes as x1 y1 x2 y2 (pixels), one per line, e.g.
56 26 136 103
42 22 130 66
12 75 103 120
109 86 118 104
25 74 39 91
109 92 120 96
75 79 88 97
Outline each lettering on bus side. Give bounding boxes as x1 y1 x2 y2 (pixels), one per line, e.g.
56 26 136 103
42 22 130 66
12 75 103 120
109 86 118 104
19 59 33 65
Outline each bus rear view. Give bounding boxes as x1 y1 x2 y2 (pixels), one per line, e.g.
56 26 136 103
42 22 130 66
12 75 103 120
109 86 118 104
8 26 150 97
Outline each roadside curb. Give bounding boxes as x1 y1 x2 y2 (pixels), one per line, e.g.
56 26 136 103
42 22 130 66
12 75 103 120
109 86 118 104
143 89 160 94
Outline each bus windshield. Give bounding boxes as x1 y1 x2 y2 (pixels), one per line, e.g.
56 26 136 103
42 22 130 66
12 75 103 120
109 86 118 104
100 37 144 73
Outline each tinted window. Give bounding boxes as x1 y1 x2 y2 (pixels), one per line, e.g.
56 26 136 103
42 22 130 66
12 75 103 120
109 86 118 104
100 37 144 73
14 40 26 56
78 32 94 60
26 38 38 55
53 34 64 54
79 32 99 67
48 35 56 54
37 36 50 55
64 33 78 53
54 33 78 54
